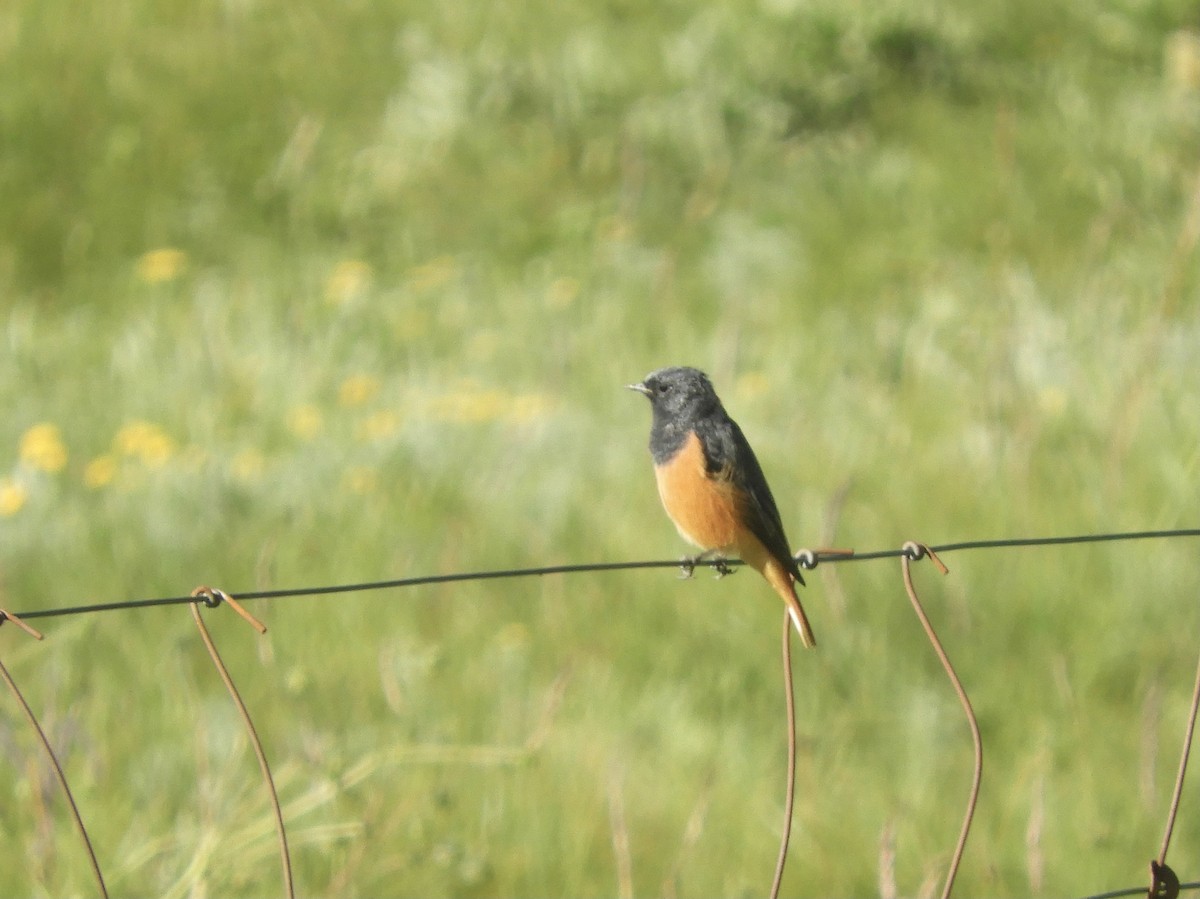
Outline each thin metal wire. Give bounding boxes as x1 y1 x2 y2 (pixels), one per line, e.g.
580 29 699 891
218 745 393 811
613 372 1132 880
1079 881 1200 899
13 560 701 620
900 544 982 899
2 526 1199 897
189 591 293 899
1153 635 1200 893
12 528 1200 622
0 623 108 898
769 610 798 899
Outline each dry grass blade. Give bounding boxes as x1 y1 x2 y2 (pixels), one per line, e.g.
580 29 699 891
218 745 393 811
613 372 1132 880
661 776 713 899
607 764 634 899
878 818 897 899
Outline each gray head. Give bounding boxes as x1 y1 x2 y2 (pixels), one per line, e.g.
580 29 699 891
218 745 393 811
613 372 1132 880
626 366 723 424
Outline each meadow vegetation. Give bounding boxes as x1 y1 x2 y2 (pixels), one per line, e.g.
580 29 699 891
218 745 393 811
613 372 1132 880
1 0 1199 895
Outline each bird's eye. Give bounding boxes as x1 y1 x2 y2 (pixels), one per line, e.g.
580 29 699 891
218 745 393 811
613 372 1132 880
657 382 671 394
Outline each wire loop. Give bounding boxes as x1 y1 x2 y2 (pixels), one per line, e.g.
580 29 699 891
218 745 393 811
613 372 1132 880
0 608 44 641
1150 860 1181 899
190 586 268 634
900 542 976 899
794 549 818 571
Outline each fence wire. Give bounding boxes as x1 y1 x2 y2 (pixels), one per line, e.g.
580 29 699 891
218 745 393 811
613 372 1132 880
1 526 1199 898
10 527 1200 622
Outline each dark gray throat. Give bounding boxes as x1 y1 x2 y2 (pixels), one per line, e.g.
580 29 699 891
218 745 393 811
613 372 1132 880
648 414 689 465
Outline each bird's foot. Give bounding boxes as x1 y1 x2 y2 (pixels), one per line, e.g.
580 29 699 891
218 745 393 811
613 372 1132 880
678 556 698 579
712 558 735 579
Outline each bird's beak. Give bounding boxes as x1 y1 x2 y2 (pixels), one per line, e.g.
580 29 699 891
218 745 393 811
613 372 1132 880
626 381 650 396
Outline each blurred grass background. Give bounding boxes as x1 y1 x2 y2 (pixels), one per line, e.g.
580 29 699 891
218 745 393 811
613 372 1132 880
2 0 1200 895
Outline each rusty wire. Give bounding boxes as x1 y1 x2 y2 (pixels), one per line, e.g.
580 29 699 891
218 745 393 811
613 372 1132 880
899 543 982 899
1149 630 1200 899
1 528 1198 896
0 611 107 899
769 609 798 899
189 587 292 899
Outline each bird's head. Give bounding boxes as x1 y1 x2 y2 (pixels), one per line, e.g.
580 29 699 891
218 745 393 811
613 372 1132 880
627 366 721 422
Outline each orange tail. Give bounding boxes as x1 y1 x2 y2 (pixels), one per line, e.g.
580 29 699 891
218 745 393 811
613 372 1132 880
762 558 817 649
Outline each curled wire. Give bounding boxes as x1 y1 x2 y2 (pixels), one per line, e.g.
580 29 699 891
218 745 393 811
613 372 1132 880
899 542 980 899
189 588 292 898
0 528 1197 896
769 610 798 899
0 612 107 898
1149 630 1200 899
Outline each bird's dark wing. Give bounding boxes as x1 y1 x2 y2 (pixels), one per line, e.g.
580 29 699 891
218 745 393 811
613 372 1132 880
697 413 805 584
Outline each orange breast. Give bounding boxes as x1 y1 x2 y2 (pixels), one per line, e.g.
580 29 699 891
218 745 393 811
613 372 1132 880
653 431 742 552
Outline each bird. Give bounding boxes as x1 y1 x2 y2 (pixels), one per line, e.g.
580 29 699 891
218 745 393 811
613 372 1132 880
628 366 816 648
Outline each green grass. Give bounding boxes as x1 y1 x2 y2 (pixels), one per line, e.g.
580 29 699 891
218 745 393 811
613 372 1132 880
2 0 1200 894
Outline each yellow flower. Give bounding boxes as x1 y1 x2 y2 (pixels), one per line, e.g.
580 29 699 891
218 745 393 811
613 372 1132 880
495 622 530 650
136 248 188 284
231 449 265 482
393 309 429 341
83 454 117 489
343 466 377 495
19 423 68 473
508 392 553 423
338 374 381 408
1166 30 1200 92
355 410 402 441
408 255 456 291
325 259 373 306
0 478 27 516
113 420 176 468
545 277 580 309
1038 387 1068 418
423 382 553 424
429 385 509 423
597 216 632 242
287 404 324 440
735 371 770 400
466 330 499 362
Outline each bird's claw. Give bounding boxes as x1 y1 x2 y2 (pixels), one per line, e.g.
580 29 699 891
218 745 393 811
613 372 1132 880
712 558 735 579
678 557 697 579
